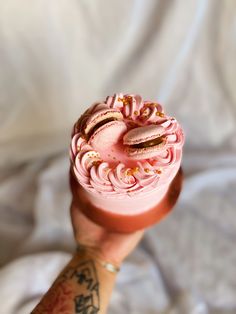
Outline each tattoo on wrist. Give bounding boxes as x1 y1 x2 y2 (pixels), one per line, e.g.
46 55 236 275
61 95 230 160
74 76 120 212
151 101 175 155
32 260 100 314
66 260 100 313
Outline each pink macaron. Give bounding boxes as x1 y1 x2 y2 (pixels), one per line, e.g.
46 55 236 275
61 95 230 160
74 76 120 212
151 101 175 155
123 124 166 159
85 108 127 149
84 107 124 139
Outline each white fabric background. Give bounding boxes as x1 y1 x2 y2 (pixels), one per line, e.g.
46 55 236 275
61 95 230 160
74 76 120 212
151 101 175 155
0 0 236 313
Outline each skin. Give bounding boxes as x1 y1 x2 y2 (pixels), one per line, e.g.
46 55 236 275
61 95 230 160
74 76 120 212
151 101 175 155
31 189 144 314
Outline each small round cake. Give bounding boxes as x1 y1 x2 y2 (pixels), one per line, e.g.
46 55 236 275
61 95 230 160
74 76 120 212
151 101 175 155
70 93 184 232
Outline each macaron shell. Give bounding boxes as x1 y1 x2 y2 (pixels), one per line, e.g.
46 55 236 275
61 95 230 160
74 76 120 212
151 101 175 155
123 124 165 145
85 109 123 135
89 120 127 149
126 142 167 160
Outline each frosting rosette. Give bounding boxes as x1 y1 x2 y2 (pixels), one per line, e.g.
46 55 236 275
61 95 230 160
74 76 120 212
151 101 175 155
70 93 184 198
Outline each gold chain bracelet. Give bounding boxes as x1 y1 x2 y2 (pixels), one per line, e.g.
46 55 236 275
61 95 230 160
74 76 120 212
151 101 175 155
76 244 120 274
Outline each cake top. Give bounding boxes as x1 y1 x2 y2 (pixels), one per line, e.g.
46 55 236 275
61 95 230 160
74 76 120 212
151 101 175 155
70 93 184 196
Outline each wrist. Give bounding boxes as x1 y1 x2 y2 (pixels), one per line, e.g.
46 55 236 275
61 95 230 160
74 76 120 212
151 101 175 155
74 244 121 273
74 238 125 266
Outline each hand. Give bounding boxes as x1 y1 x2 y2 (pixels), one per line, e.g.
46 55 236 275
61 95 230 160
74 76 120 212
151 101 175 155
70 201 144 266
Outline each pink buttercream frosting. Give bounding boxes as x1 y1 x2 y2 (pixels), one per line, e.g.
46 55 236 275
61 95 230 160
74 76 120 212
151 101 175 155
70 94 184 202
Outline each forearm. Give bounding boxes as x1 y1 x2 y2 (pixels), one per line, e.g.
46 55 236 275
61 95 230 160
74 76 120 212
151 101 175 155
31 248 118 314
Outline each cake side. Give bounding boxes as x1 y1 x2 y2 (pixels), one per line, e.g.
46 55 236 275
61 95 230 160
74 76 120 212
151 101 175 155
77 158 181 214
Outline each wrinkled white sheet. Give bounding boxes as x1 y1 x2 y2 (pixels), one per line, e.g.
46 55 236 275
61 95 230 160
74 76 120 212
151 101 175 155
0 0 236 313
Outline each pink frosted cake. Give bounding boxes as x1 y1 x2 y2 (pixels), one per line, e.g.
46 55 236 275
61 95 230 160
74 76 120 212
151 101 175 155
70 93 184 232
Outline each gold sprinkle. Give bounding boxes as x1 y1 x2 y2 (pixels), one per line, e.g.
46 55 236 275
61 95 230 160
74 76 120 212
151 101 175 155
156 111 164 117
155 169 162 174
126 169 132 176
118 97 123 102
122 96 133 106
132 167 139 174
144 168 150 173
125 166 139 176
134 110 139 115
